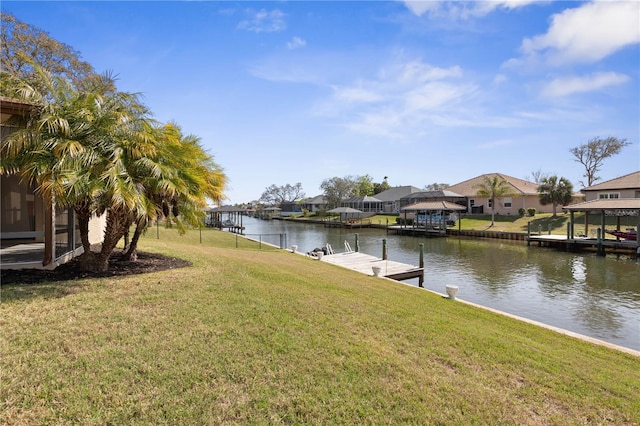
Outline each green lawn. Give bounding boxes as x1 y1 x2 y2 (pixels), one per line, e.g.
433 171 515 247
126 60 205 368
362 213 636 237
1 227 639 424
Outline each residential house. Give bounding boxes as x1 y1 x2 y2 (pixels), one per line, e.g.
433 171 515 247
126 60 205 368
581 171 640 201
1 96 105 269
299 195 327 213
446 173 552 215
400 190 467 210
341 195 383 213
373 186 422 213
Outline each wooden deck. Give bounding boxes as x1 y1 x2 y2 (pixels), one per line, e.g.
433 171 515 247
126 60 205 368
324 219 372 229
388 225 446 237
527 234 638 255
321 252 424 283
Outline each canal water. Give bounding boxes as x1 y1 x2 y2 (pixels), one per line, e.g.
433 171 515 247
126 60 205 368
240 216 640 351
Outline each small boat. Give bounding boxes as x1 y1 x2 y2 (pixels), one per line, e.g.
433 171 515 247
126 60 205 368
605 229 638 240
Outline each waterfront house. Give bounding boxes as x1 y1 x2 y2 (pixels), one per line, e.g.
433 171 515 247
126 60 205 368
1 97 106 269
373 186 422 213
580 171 640 201
446 173 552 215
341 195 383 213
399 190 467 210
299 195 327 213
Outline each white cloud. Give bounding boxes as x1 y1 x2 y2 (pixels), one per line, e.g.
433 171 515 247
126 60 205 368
521 1 640 65
237 9 286 33
400 0 442 17
287 37 306 50
321 60 479 138
400 0 540 19
541 72 630 98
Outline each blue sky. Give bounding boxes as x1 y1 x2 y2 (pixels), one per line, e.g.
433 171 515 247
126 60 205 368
4 1 639 204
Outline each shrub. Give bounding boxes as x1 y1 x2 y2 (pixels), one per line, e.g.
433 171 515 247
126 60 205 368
527 208 536 217
518 208 526 217
396 217 413 226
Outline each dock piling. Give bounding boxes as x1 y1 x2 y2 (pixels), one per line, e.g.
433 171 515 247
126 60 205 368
419 243 424 288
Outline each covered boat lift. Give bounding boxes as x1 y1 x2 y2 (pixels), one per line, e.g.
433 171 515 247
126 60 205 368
394 201 467 236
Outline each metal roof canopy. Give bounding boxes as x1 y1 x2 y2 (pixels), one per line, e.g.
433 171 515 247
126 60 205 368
327 207 363 214
401 201 467 212
207 205 248 213
562 198 639 242
562 198 640 214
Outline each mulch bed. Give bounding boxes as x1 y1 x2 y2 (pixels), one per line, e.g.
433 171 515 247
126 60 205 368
1 252 191 285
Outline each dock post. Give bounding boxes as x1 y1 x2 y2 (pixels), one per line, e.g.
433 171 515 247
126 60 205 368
355 233 360 252
596 228 605 256
527 222 531 246
418 243 424 288
382 239 387 260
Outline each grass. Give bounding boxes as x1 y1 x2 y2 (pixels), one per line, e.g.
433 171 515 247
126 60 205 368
2 227 639 424
356 213 636 237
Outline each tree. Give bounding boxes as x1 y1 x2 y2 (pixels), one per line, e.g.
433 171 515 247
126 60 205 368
259 182 304 206
1 64 226 271
424 183 450 191
373 176 390 195
525 169 548 184
537 175 573 216
122 123 226 261
474 175 513 227
320 175 359 209
354 175 374 197
570 136 630 187
1 12 103 93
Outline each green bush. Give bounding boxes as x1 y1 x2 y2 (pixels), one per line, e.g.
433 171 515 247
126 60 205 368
518 208 526 217
527 208 536 217
396 217 413 225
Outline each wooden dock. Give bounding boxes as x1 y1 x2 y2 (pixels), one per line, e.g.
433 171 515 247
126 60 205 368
388 225 446 237
321 252 424 283
324 219 372 229
527 234 638 255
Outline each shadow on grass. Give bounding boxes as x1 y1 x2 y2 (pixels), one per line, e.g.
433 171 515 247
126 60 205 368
522 215 570 232
1 252 191 302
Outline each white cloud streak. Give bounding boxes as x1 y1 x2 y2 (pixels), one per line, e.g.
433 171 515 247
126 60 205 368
287 37 306 50
400 0 540 18
237 9 286 33
541 72 630 98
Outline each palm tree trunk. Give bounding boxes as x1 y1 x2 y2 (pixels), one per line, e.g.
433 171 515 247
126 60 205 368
121 216 147 261
96 207 128 271
75 202 97 271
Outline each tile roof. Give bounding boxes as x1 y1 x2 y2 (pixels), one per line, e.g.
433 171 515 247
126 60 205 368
374 186 422 202
581 171 640 191
447 173 539 196
563 198 640 211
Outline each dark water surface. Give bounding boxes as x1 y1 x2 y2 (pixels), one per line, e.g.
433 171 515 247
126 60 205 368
241 216 640 351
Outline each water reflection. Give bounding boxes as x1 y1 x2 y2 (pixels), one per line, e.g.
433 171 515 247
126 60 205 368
241 216 640 350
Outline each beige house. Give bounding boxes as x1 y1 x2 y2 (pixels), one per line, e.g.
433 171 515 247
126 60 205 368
581 171 640 201
1 97 105 270
447 173 553 215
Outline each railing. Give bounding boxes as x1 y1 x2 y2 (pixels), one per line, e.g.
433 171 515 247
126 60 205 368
241 233 288 249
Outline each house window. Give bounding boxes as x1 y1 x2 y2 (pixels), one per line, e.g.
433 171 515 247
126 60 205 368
598 192 620 199
488 199 493 208
504 197 512 208
469 199 475 207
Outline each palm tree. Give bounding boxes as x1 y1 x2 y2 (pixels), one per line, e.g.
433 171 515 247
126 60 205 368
537 175 573 216
1 65 154 271
121 123 227 261
475 174 513 227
